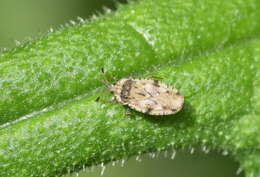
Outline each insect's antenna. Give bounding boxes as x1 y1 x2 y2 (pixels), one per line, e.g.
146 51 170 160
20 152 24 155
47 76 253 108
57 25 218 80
100 67 117 87
101 67 110 87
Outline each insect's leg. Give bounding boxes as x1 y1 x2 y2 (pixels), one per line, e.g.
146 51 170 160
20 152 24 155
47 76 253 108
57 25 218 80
111 96 116 102
95 96 100 102
95 95 117 104
146 75 164 80
145 107 153 114
124 107 132 117
100 67 110 86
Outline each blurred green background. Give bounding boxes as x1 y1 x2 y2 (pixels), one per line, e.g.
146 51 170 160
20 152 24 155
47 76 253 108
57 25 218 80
0 0 243 177
0 0 126 48
65 149 243 177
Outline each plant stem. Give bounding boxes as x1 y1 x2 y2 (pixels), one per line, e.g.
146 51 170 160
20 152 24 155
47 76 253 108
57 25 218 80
0 0 259 177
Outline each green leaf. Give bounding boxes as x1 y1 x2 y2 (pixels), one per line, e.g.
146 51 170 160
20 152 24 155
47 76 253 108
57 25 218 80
0 0 259 177
1 0 260 125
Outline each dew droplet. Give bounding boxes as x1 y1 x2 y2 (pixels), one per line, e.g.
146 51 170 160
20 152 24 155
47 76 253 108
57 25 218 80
202 146 210 153
100 163 106 176
103 6 112 13
171 150 176 159
112 161 116 166
91 14 97 20
136 155 142 162
150 152 156 159
121 159 125 167
222 150 228 156
70 20 76 25
236 167 243 175
190 148 195 154
14 40 21 46
77 17 85 23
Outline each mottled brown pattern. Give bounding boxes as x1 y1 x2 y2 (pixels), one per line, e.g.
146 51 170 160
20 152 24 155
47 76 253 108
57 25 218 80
120 79 133 102
109 78 184 115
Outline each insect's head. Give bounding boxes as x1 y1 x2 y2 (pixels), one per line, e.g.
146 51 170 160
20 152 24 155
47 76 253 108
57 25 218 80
108 83 117 93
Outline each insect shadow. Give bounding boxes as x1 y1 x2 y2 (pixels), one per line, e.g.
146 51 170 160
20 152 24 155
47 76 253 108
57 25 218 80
131 100 195 129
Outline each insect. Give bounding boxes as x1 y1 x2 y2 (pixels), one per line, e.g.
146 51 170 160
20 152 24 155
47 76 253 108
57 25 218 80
109 78 184 115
